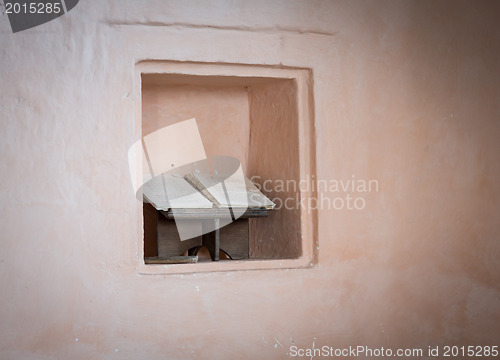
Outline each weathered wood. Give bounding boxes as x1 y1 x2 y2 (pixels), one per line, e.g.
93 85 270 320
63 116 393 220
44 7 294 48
143 202 158 257
145 256 198 264
202 219 220 261
160 207 268 219
144 206 268 262
157 216 202 257
220 218 249 260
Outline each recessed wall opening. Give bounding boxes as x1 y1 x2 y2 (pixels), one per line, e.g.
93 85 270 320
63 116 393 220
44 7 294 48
135 61 316 274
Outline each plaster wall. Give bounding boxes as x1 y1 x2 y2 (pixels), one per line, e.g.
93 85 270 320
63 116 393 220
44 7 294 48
248 79 302 259
142 82 250 173
1 1 499 359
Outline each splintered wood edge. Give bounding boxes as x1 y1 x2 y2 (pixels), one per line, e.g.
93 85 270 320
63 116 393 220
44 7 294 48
145 256 199 264
160 208 270 219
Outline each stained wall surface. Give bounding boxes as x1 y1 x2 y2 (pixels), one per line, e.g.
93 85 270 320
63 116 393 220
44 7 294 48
1 1 499 359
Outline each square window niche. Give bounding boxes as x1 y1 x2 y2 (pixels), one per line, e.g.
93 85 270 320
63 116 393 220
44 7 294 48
133 61 317 274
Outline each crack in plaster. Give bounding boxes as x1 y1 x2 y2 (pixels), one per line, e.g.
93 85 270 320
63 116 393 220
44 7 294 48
106 20 338 37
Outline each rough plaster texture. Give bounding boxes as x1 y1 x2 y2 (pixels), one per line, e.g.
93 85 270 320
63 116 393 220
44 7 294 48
1 1 500 359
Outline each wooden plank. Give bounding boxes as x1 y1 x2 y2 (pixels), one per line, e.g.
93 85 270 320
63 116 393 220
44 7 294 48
143 202 158 257
202 219 220 261
160 208 269 219
147 207 270 263
145 256 198 264
157 215 202 257
220 218 249 260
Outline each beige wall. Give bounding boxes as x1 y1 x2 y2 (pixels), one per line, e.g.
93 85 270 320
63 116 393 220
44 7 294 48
142 82 250 172
1 1 499 359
